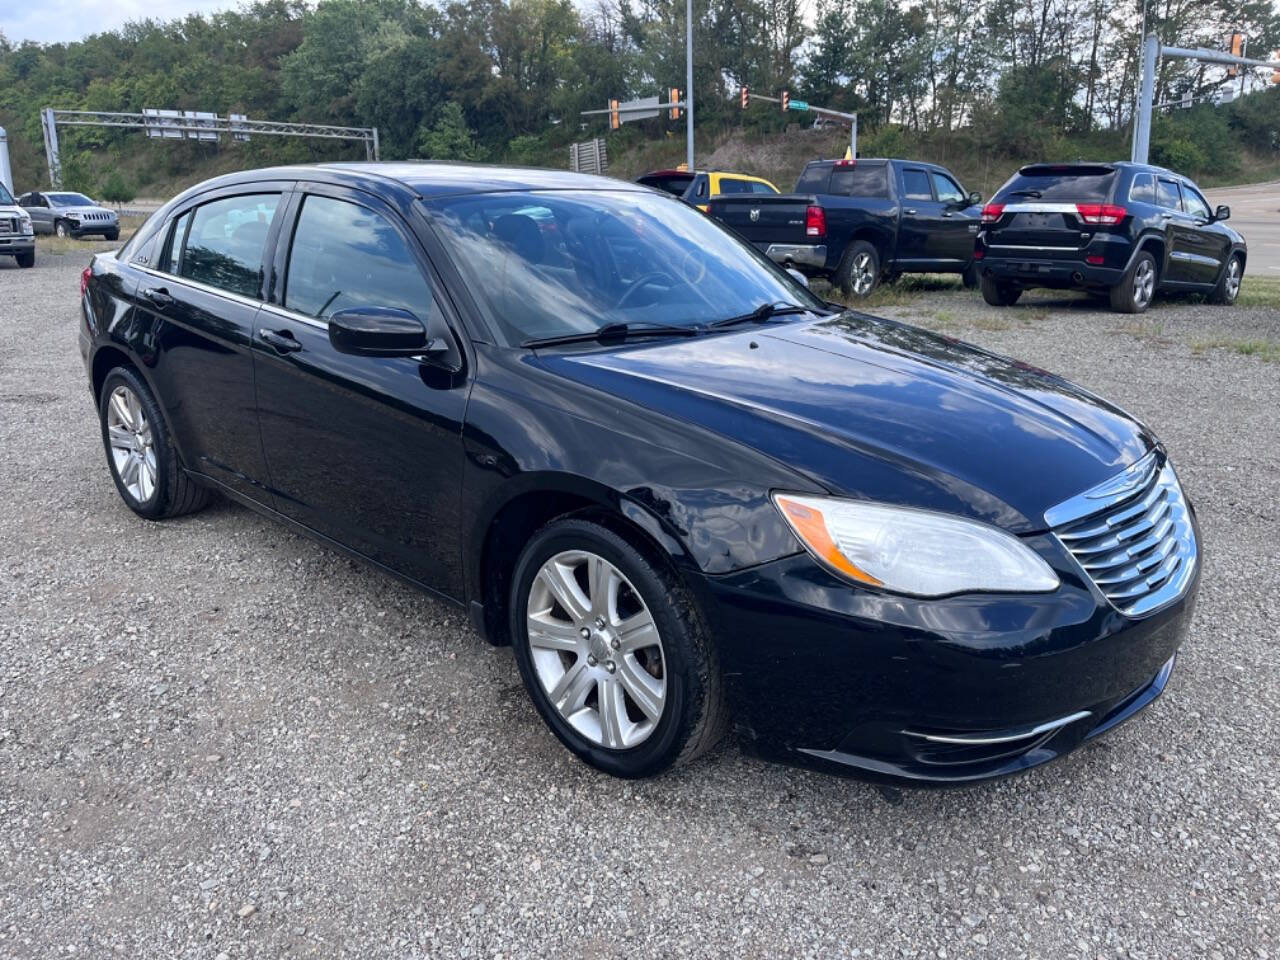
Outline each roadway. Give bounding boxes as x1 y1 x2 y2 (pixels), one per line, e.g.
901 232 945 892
1206 179 1280 274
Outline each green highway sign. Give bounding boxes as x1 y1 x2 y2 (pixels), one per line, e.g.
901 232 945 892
789 100 809 111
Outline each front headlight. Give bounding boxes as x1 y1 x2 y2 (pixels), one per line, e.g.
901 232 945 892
773 493 1060 597
20 216 33 235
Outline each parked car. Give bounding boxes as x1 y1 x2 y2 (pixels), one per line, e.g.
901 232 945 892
0 181 36 267
81 163 1198 784
707 157 983 297
974 162 1246 313
636 169 780 211
18 190 119 240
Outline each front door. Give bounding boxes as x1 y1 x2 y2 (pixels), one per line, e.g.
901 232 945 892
252 186 470 597
137 188 286 500
1178 181 1230 285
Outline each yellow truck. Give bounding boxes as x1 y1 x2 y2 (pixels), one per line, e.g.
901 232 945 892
636 168 780 211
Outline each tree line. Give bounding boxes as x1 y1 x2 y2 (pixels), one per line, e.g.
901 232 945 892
1 0 1277 195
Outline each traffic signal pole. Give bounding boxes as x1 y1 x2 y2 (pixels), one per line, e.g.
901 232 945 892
746 91 858 158
686 0 694 170
1131 34 1280 164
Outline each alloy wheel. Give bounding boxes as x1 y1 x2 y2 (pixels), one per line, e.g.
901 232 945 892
852 252 876 295
526 550 667 750
1133 259 1155 308
1225 258 1241 301
56 221 69 238
106 385 157 503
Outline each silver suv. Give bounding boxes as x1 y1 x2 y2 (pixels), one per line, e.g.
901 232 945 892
0 181 35 268
18 190 119 240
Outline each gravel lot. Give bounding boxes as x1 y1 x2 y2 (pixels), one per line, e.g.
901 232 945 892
2 248 1278 960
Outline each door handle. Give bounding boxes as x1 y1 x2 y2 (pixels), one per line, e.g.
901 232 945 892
905 208 918 215
141 286 173 308
259 328 302 354
941 211 954 218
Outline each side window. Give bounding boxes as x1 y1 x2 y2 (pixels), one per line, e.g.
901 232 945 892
695 176 708 199
717 178 752 195
284 195 441 325
1156 179 1183 211
1129 174 1156 204
178 194 279 299
750 181 777 194
902 169 933 201
931 172 965 203
1182 184 1211 219
162 211 192 275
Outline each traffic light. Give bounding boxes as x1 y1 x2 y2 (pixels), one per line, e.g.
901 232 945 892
741 85 749 110
670 88 681 120
1228 31 1243 77
609 99 620 130
781 89 790 112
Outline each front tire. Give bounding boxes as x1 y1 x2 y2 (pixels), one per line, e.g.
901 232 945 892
104 228 120 242
16 250 34 268
55 220 71 239
509 518 726 778
98 366 211 520
835 241 880 298
1208 254 1242 305
1110 251 1157 314
980 274 1022 306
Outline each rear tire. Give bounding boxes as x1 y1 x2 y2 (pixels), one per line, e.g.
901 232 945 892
98 366 211 520
1208 254 1242 305
980 274 1022 306
16 251 34 268
1109 251 1156 314
835 241 880 298
509 517 727 778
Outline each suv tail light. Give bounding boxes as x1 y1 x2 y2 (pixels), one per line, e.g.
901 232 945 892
805 205 826 238
980 203 1005 223
1076 203 1127 225
80 266 91 297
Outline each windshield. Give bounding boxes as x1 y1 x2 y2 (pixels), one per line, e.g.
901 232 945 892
0 183 13 205
49 192 94 206
426 189 823 345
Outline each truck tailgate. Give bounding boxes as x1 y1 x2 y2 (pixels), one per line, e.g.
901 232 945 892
707 194 817 245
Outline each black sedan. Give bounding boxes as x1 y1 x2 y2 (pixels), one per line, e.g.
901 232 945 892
79 163 1200 784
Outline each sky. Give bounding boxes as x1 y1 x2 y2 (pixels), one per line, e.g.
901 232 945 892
1 0 239 45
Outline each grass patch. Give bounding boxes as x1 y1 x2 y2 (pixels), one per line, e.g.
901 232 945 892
35 215 143 256
1192 338 1280 363
1116 318 1169 344
971 314 1012 332
1236 276 1280 309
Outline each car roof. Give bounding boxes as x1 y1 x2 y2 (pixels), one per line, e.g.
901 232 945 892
178 162 646 202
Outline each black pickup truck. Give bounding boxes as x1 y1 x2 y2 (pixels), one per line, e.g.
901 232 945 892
707 158 983 297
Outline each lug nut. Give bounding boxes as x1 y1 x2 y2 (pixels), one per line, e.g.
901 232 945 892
579 627 591 639
587 654 598 667
610 637 620 650
605 660 616 674
594 616 606 630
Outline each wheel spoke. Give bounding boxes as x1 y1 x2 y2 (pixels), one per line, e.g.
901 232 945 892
617 655 664 722
548 658 593 712
107 425 133 450
109 391 133 429
539 561 590 621
526 614 581 652
616 612 659 653
120 454 140 487
597 678 626 749
587 555 618 622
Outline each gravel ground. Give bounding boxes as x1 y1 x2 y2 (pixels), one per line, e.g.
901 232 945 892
1 249 1278 960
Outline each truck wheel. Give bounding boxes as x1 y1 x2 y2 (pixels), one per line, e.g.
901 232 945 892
836 241 880 298
17 251 35 268
1207 254 1242 305
980 275 1021 307
962 263 980 289
1109 251 1156 314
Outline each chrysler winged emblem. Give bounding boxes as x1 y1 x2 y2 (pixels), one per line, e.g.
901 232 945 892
749 208 760 222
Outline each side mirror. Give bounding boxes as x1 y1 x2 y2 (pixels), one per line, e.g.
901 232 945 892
967 191 982 207
328 307 443 358
1214 204 1230 222
786 267 809 288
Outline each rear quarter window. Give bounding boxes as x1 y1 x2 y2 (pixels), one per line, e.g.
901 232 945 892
996 166 1117 202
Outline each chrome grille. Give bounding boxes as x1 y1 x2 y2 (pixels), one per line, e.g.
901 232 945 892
1045 451 1196 617
0 218 13 235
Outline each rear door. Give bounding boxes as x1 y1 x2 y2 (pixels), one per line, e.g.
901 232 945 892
896 166 940 265
252 184 470 595
929 169 978 265
1154 177 1199 284
137 186 287 500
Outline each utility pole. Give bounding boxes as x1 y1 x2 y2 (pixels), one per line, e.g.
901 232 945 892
685 0 694 170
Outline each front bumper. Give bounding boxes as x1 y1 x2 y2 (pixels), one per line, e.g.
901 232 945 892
690 535 1198 785
0 235 35 255
68 219 118 237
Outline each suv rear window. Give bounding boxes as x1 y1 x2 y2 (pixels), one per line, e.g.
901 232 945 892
997 165 1117 202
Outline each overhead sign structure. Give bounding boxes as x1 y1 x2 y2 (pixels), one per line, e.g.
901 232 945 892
39 108 380 189
743 88 858 157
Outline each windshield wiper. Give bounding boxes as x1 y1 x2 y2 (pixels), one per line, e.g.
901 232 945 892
707 302 813 329
1008 189 1043 199
521 321 702 348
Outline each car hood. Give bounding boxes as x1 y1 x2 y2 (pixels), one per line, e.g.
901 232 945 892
58 204 115 217
536 313 1155 533
0 204 24 218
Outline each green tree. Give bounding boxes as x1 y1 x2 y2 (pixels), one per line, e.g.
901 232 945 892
417 102 487 161
99 170 136 207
